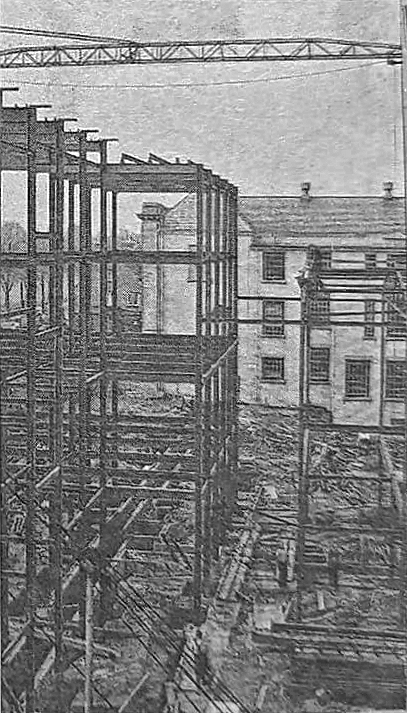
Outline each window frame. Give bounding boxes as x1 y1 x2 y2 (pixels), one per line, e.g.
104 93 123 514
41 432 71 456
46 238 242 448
261 356 285 383
308 293 331 325
344 358 371 400
386 294 406 339
319 248 332 270
127 291 140 307
385 360 406 401
387 252 405 270
309 347 330 384
365 252 377 272
262 250 285 282
262 299 285 337
364 299 375 339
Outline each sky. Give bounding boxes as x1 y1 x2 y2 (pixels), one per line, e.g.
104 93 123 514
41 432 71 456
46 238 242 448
0 0 405 227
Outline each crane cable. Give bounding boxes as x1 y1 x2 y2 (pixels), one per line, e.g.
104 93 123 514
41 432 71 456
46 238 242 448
0 60 386 90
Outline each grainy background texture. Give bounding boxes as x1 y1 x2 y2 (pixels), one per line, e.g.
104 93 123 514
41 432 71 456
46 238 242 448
1 0 404 228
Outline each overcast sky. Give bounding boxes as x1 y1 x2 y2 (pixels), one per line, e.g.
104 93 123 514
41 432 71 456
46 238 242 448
0 0 404 227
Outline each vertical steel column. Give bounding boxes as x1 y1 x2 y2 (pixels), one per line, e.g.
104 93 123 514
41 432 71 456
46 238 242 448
220 189 229 515
85 186 92 465
225 187 234 513
203 180 213 584
67 179 76 354
296 287 311 621
229 186 239 507
193 167 204 621
53 120 65 680
400 0 407 632
212 182 221 560
49 169 56 326
25 106 38 713
78 133 89 635
156 211 163 334
99 141 109 624
68 179 77 457
111 191 119 467
111 191 118 332
0 89 9 650
48 168 56 464
377 286 387 511
84 570 94 713
78 133 88 496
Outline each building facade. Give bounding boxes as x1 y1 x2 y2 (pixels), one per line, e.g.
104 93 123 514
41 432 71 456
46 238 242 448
135 182 406 426
238 182 406 426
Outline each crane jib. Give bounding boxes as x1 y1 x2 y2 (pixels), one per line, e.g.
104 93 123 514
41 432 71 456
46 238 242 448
0 38 402 69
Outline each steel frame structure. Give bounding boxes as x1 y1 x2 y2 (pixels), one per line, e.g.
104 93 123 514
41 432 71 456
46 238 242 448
290 246 407 701
0 37 402 69
0 88 238 712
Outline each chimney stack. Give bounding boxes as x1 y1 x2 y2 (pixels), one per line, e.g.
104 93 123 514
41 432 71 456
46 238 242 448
383 181 394 200
300 182 311 200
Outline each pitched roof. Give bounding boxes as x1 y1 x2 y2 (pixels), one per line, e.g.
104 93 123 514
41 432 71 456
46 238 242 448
239 196 405 242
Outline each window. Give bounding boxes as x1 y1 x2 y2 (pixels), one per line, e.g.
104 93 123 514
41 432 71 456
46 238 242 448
387 295 406 338
309 347 330 383
345 359 370 399
385 361 405 400
319 249 332 270
365 252 377 271
262 357 284 382
262 250 285 282
387 252 406 270
127 291 140 307
364 300 375 339
308 294 330 325
263 300 284 337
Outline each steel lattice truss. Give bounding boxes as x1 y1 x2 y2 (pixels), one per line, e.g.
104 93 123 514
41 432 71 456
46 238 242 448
0 37 402 69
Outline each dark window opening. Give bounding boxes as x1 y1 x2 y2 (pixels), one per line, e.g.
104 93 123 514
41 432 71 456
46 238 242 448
263 300 284 337
385 361 406 400
319 249 332 270
262 356 284 382
364 300 375 339
309 347 330 383
387 294 406 338
308 294 330 325
127 291 140 307
262 250 285 282
365 252 377 271
345 359 370 399
387 252 406 270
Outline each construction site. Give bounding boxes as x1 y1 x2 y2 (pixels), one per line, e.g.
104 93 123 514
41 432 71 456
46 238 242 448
1 9 407 713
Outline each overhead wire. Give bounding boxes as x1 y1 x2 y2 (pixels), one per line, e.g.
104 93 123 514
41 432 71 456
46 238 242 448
109 569 253 713
107 566 254 713
0 24 134 44
2 475 251 712
0 60 386 90
3 470 252 713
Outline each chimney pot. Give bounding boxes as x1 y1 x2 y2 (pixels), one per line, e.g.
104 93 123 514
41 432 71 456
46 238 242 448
300 182 311 199
383 181 394 199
